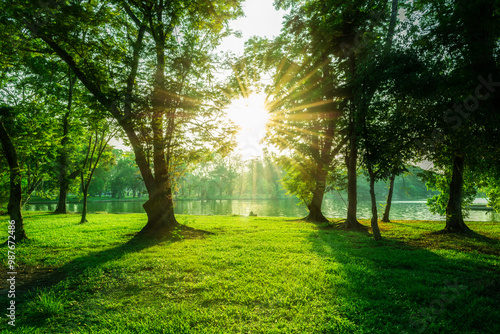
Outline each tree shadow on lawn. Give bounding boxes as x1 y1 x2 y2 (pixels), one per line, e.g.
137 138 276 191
1 225 214 328
386 221 500 257
306 226 500 334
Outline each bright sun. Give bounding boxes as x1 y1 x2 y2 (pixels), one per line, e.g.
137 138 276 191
226 93 270 158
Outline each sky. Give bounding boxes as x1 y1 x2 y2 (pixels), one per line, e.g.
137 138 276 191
217 0 287 56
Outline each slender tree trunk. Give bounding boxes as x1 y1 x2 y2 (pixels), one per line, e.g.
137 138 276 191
305 171 328 222
80 187 88 224
54 112 70 214
252 159 257 198
0 120 28 242
445 154 470 232
384 0 399 53
382 172 396 222
344 134 365 230
55 70 75 214
21 177 42 208
368 166 382 240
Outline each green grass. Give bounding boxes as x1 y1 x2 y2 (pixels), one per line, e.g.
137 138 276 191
1 213 499 333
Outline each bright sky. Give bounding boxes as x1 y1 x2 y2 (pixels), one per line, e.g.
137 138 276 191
217 0 286 56
218 1 287 159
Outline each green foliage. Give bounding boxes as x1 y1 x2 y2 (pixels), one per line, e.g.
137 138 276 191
421 170 477 217
110 153 143 199
483 178 500 213
176 153 286 200
487 187 500 213
279 155 316 206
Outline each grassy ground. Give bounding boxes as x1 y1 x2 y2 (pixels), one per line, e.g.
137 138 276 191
0 213 499 333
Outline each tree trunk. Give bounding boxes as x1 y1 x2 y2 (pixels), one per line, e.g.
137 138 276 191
54 112 70 214
368 166 382 240
384 0 399 53
80 187 88 224
54 178 69 214
445 154 470 232
344 134 365 230
382 172 395 222
55 71 75 214
21 177 42 208
0 120 28 242
140 186 178 236
134 29 179 237
305 172 328 222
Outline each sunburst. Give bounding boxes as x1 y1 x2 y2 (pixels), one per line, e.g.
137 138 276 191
226 92 271 159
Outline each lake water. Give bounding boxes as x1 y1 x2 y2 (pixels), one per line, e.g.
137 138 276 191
25 198 500 222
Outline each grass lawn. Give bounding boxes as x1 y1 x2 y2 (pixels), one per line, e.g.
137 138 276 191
1 213 499 333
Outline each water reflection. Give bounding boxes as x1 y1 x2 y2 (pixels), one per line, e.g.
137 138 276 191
25 198 499 222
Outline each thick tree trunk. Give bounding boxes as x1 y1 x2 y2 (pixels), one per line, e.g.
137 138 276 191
305 172 328 223
0 120 28 242
54 179 70 214
445 154 470 232
382 172 395 222
133 32 180 236
8 166 27 241
116 119 179 237
140 187 178 236
368 167 382 240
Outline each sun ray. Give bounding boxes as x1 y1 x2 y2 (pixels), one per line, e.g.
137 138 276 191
225 93 270 159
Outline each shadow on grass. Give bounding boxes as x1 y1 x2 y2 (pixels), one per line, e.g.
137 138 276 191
306 226 500 334
3 225 213 328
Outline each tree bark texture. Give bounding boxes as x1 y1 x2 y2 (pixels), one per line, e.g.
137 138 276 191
0 120 28 241
382 172 396 222
305 171 329 223
80 188 88 224
344 134 365 230
54 111 71 214
445 154 470 232
368 166 382 240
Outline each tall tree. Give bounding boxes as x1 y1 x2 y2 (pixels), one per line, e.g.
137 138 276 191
257 7 347 222
79 121 115 223
53 68 83 214
271 0 403 228
411 0 500 232
12 0 242 237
